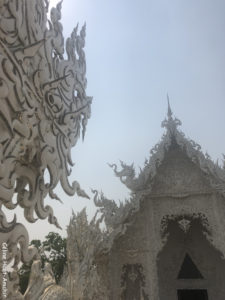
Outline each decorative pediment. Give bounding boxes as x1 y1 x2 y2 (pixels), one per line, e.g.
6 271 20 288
110 99 225 197
88 101 225 257
150 142 212 196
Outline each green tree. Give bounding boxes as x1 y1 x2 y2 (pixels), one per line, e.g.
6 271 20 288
18 232 67 294
43 232 67 284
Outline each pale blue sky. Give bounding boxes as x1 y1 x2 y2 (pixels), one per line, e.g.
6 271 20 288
12 0 225 240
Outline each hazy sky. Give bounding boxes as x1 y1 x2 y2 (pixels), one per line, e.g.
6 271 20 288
11 0 225 240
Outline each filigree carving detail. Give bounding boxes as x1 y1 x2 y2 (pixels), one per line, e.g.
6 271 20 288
110 99 225 197
161 96 182 133
65 209 109 300
160 213 211 244
92 189 134 231
91 189 146 253
108 161 138 191
178 218 191 233
126 249 139 258
120 264 149 300
0 0 91 298
0 0 91 228
24 259 71 300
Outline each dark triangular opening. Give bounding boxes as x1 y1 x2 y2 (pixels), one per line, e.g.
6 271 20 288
177 254 204 279
177 289 208 300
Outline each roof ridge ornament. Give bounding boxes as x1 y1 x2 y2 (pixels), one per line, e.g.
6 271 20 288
161 94 182 134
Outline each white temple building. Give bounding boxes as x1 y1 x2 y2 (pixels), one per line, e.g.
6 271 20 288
65 103 225 300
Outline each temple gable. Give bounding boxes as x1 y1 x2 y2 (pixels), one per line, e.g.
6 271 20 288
65 103 225 300
151 143 211 196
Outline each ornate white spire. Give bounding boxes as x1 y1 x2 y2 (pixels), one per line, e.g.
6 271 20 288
167 94 173 119
161 95 182 134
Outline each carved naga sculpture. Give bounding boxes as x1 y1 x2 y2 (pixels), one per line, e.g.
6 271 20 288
108 161 137 191
0 0 91 298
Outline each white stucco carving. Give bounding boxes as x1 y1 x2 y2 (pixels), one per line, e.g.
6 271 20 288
110 101 225 196
23 258 71 300
76 101 225 259
66 209 108 300
178 218 191 233
0 0 91 298
103 102 224 247
65 101 225 299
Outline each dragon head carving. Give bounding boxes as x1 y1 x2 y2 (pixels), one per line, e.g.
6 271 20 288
0 0 91 229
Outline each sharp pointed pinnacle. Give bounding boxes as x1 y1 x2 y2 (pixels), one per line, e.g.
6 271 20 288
167 94 173 119
161 95 182 131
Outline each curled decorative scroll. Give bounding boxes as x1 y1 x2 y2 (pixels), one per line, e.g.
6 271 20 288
92 189 135 233
108 161 140 191
0 210 38 268
0 0 91 227
0 0 91 298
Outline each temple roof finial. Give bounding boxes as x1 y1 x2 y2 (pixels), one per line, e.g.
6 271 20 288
167 94 173 119
161 95 182 133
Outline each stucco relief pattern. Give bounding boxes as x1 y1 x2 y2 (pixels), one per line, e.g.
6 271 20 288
104 102 225 257
120 264 149 300
65 104 225 298
95 103 225 257
65 209 109 300
152 195 225 259
102 104 225 298
0 0 91 298
110 100 225 197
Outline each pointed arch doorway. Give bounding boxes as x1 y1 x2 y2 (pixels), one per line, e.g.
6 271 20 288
177 253 208 300
157 216 225 300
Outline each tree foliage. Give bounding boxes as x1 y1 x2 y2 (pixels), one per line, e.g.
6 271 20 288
18 232 67 294
43 232 67 283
